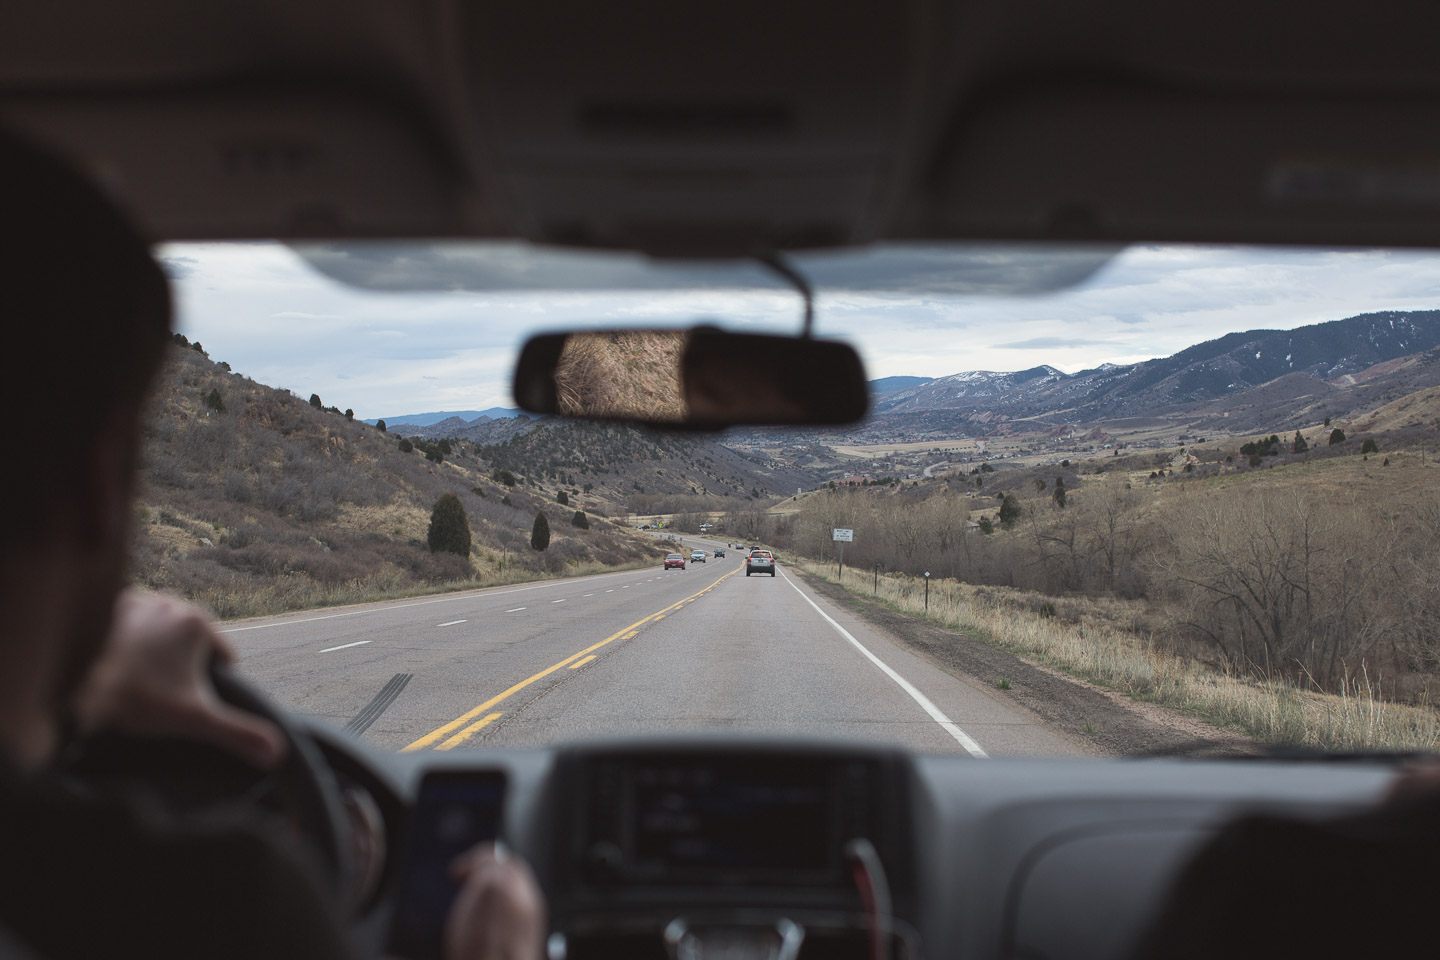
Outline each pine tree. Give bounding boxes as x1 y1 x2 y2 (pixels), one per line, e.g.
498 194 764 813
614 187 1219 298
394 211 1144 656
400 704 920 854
309 393 322 409
376 419 387 432
557 490 569 506
571 510 590 529
531 511 551 551
1292 430 1308 454
1361 437 1379 455
426 493 471 557
999 493 1022 528
1329 428 1347 445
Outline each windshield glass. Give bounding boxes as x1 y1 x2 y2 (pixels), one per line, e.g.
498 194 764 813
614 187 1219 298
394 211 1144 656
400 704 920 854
146 241 1440 758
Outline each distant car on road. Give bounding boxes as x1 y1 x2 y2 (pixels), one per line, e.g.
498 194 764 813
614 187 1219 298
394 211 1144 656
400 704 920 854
664 554 686 570
690 550 706 563
746 550 775 577
714 548 725 558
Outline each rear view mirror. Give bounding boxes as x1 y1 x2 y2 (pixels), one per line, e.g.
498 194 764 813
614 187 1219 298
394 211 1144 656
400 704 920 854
512 328 869 428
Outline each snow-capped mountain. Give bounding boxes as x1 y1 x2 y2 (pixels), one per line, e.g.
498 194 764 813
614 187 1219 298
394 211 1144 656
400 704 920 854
863 310 1440 434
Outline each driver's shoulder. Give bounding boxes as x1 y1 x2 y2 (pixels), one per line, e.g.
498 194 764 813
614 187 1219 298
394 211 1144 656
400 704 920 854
0 765 349 960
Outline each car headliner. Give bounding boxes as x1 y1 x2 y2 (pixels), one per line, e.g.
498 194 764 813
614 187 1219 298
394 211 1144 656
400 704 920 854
5 2 1440 256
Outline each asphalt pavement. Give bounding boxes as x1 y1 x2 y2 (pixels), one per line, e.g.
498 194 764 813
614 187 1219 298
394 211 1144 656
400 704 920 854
224 535 1082 757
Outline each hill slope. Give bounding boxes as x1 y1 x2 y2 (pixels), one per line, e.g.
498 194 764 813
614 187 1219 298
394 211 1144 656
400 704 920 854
132 346 669 618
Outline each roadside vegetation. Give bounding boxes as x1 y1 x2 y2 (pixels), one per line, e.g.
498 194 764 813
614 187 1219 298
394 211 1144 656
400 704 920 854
793 559 1440 752
767 426 1440 751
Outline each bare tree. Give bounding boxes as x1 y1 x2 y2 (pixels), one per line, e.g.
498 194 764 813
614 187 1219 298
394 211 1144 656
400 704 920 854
1153 489 1396 689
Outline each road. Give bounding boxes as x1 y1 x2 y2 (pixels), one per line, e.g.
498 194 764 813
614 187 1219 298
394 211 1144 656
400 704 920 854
223 536 1082 757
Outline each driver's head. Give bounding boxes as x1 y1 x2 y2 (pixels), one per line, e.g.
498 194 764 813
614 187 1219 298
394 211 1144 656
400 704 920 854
0 129 171 721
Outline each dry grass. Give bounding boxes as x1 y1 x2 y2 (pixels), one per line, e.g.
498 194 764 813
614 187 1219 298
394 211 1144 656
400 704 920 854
554 330 687 421
198 556 664 621
796 558 1440 753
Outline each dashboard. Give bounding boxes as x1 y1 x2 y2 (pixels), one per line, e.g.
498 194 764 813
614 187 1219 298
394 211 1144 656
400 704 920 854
317 730 1396 960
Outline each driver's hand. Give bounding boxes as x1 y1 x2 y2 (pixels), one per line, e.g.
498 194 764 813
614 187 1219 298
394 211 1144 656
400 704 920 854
71 588 286 769
446 844 547 960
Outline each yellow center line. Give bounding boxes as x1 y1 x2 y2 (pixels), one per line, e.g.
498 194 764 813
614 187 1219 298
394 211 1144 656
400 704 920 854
435 712 503 751
569 655 597 669
401 566 739 752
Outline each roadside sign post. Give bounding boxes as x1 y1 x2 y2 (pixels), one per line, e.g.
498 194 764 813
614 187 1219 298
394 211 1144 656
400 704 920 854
833 528 854 580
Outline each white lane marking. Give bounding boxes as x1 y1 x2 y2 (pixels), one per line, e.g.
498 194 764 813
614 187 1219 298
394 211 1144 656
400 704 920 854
551 598 567 604
623 585 630 588
605 590 614 593
219 567 649 633
583 593 595 597
438 619 467 627
320 640 372 653
778 569 988 759
506 607 526 613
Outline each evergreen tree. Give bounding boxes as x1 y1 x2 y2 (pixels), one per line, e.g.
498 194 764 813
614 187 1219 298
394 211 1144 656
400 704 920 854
1361 437 1379 455
1052 477 1067 509
1292 430 1308 454
309 393 322 409
571 510 590 529
398 437 413 453
376 419 387 432
557 490 570 506
999 493 1022 528
345 408 354 422
203 388 225 413
1329 428 1347 445
531 511 551 551
426 493 471 557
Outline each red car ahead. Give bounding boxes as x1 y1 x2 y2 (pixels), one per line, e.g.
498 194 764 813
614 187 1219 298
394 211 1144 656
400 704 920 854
664 554 686 570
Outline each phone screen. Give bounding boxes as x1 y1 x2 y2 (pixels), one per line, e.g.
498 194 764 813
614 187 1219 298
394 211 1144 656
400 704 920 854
388 770 508 960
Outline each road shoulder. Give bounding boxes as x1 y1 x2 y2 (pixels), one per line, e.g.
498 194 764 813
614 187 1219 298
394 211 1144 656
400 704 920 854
789 568 1256 757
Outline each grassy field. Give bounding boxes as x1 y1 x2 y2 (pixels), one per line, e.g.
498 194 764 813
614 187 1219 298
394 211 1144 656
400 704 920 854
794 558 1440 753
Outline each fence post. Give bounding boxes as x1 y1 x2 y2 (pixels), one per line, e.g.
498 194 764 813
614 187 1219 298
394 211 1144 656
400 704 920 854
924 571 930 612
874 564 878 594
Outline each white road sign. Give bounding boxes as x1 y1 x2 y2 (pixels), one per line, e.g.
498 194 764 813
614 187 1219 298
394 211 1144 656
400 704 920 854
833 528 854 542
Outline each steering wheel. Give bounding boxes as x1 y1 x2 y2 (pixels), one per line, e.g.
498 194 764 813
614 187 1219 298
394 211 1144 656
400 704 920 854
207 663 353 900
66 664 352 906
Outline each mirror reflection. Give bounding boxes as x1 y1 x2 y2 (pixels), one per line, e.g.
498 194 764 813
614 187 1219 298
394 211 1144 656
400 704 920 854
514 328 869 428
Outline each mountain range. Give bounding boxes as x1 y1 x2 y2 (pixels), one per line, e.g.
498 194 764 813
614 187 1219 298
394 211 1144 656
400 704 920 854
365 407 532 427
861 310 1440 437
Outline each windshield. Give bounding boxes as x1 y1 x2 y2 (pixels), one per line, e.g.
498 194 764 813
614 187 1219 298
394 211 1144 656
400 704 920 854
145 241 1440 758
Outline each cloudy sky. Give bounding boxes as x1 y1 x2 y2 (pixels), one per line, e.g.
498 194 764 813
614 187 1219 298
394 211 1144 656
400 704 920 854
161 242 1440 420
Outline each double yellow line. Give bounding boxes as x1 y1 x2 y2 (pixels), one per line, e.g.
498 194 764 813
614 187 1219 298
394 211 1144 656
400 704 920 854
402 566 740 752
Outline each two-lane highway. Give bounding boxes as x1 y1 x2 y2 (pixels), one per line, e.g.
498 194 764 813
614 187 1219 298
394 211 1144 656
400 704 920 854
225 548 1082 757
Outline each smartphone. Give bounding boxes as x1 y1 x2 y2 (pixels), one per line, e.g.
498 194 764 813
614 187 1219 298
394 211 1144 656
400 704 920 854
388 770 508 960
